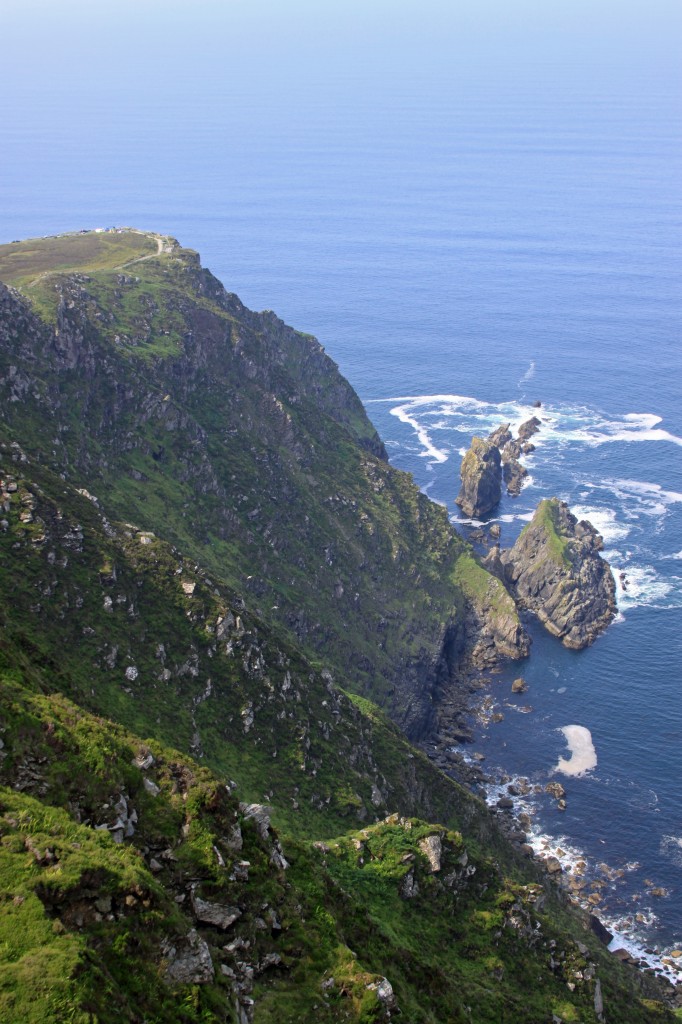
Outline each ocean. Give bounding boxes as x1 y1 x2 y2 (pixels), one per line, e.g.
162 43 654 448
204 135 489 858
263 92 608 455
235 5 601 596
1 7 681 970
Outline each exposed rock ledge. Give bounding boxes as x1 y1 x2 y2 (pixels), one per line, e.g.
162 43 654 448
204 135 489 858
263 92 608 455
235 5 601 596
486 498 617 649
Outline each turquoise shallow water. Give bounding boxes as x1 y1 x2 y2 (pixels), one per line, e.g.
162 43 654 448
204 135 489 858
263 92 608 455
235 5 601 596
1 25 681 959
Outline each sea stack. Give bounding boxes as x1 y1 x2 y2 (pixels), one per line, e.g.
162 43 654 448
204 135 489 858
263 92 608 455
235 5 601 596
499 498 617 649
456 437 502 517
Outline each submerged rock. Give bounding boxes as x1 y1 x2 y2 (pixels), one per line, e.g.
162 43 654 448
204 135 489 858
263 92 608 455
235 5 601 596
500 498 617 649
456 437 502 518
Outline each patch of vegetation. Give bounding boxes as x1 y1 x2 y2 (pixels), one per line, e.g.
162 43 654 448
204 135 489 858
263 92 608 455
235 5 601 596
522 498 572 567
0 230 159 286
453 551 517 618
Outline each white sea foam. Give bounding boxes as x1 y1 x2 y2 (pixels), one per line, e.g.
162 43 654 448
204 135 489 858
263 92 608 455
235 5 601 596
377 395 682 459
566 412 682 448
382 393 546 463
511 403 682 451
555 725 597 777
611 478 682 504
497 512 535 523
611 564 675 610
660 835 682 868
586 478 682 523
570 505 630 544
389 400 449 463
451 515 486 527
520 360 536 382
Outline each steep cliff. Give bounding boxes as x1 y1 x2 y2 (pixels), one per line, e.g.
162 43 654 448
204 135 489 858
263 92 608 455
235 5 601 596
0 231 527 738
499 498 617 649
0 447 669 1024
0 231 669 1023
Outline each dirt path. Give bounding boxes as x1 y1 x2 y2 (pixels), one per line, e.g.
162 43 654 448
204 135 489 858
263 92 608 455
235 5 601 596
113 233 166 270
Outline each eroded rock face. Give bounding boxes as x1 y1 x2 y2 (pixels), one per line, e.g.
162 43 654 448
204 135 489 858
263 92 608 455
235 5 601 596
500 441 529 497
481 419 541 499
418 834 443 873
500 499 617 649
163 928 215 985
456 437 502 518
487 423 513 449
191 889 242 930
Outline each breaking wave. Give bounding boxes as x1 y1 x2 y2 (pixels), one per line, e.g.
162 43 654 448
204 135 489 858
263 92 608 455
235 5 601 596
367 394 682 613
367 394 682 466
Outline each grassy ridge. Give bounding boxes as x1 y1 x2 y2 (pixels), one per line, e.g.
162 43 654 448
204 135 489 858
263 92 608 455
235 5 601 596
0 229 159 286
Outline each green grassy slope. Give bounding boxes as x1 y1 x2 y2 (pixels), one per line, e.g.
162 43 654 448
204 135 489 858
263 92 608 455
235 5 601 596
0 643 671 1024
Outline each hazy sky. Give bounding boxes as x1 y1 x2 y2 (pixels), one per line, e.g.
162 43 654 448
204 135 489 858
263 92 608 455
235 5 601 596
2 0 679 253
4 0 681 80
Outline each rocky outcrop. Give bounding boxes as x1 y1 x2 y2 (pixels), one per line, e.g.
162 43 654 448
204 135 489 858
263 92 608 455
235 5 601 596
499 498 617 649
501 440 529 496
455 417 541 516
487 423 513 449
456 437 502 517
492 419 540 497
163 929 215 985
517 416 541 443
471 415 540 499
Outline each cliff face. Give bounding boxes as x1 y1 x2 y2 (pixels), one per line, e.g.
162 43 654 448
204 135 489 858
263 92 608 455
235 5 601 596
499 498 617 649
0 231 525 739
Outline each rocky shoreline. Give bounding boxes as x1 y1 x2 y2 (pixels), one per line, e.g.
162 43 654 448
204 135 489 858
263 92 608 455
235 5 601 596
419 418 680 1007
417 704 682 1008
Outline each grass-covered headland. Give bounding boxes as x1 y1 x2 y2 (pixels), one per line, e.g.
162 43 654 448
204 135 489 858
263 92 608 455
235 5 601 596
0 230 675 1022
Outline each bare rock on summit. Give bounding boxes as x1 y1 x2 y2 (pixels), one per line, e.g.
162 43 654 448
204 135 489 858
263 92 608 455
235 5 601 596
500 498 617 649
456 437 502 518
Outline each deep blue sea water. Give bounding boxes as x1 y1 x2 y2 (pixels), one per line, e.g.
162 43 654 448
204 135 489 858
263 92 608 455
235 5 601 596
2 11 681 969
